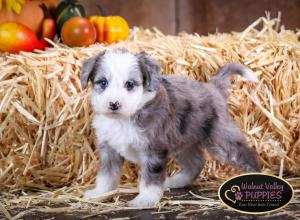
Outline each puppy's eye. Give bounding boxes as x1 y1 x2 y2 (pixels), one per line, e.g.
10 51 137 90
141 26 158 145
95 78 108 89
125 80 135 91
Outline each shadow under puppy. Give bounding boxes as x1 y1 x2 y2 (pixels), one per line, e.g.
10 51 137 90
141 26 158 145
81 49 260 207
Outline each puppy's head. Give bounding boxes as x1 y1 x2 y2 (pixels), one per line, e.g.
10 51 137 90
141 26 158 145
81 49 161 117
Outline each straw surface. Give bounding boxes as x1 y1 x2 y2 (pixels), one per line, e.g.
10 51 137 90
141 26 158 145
0 14 300 191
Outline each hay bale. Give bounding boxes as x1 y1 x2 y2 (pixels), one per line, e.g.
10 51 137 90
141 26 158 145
0 15 299 191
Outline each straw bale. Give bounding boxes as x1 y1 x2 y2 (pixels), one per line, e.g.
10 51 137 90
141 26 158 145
0 15 300 191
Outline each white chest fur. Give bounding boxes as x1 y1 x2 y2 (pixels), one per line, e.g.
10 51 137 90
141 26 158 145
92 115 148 163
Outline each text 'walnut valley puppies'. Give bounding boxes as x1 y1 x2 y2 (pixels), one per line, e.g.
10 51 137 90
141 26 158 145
81 49 260 207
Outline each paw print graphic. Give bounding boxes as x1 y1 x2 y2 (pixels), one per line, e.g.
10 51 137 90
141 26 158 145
235 192 243 201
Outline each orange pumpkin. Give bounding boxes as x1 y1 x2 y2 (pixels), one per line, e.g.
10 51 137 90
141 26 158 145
89 15 129 44
0 0 57 36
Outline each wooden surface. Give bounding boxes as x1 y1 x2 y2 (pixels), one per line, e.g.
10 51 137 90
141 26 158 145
2 187 299 219
177 0 300 34
79 0 300 35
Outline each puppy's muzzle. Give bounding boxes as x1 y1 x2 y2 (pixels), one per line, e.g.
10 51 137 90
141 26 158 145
109 101 121 111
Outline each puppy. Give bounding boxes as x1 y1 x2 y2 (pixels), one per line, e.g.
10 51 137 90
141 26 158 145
81 49 260 207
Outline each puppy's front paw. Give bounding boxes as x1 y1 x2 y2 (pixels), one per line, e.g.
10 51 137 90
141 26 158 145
128 194 159 208
83 188 107 200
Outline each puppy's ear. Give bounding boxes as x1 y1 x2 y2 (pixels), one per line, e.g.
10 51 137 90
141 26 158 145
81 52 104 89
81 57 96 90
136 52 162 92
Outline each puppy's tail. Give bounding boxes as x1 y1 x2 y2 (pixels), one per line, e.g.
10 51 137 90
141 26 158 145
210 62 258 97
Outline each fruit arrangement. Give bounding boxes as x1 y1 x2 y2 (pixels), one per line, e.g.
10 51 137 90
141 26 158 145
0 0 130 53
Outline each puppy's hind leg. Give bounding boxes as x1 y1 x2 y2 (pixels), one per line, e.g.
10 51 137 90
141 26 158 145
165 147 205 189
206 123 260 172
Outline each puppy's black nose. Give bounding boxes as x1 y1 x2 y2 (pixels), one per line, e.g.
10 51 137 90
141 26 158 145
109 101 121 111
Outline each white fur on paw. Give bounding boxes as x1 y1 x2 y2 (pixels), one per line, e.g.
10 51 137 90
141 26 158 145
164 173 192 189
83 188 107 199
127 194 159 208
165 176 183 189
84 172 119 200
164 177 175 188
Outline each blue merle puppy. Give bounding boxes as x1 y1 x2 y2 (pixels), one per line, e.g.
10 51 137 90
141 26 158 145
81 49 260 207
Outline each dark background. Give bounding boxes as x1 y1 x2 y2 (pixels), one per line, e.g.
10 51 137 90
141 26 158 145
78 0 300 35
